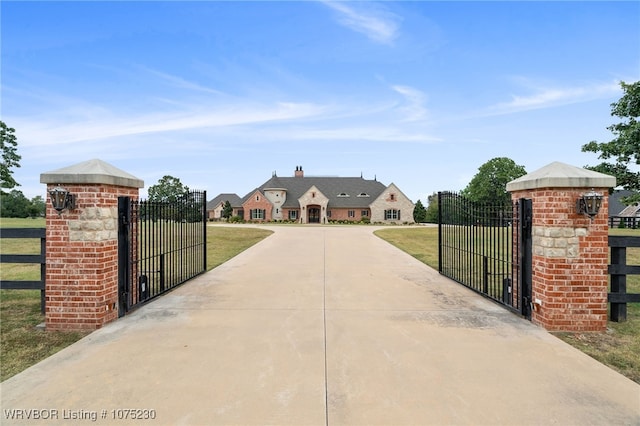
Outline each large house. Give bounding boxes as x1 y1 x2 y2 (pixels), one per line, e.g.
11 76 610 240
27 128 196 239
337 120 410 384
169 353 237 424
207 166 415 224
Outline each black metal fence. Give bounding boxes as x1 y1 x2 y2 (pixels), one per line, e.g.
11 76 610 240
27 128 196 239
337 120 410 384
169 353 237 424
118 191 207 316
438 192 532 318
0 228 46 313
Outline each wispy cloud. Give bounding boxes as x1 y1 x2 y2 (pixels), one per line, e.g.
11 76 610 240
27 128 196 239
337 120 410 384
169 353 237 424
10 101 328 147
391 85 429 122
486 79 621 115
140 67 225 96
257 126 441 144
7 88 439 154
321 1 401 45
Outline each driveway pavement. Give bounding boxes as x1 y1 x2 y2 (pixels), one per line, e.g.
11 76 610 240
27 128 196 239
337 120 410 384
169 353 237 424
2 225 639 425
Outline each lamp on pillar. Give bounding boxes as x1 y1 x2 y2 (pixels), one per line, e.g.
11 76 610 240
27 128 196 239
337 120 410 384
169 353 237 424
49 186 76 214
576 189 603 220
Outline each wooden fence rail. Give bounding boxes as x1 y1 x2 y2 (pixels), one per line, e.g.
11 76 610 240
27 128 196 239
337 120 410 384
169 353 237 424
0 228 46 313
609 216 639 229
608 235 640 322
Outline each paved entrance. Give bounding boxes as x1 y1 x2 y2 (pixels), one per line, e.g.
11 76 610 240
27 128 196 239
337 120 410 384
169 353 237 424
2 226 639 425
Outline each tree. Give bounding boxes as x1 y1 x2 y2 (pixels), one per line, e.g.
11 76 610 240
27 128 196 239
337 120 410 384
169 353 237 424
148 175 189 203
222 200 233 221
582 80 640 205
145 175 190 221
0 191 47 218
1 190 30 217
181 190 204 222
424 193 439 223
413 199 427 223
462 157 527 205
1 121 22 193
29 195 46 218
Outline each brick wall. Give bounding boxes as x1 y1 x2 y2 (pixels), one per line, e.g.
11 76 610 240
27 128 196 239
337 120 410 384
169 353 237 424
242 191 273 222
328 208 369 221
45 184 139 331
512 188 609 332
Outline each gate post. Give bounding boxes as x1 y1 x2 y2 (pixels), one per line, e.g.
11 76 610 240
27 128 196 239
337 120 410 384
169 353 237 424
507 162 615 332
40 159 143 331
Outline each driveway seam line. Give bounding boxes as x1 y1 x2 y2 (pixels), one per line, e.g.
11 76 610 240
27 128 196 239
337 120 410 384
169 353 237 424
323 230 329 426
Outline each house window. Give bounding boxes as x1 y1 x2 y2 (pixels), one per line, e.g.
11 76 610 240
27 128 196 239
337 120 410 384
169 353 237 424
338 192 349 197
256 195 260 201
327 210 332 218
312 192 316 198
361 210 369 217
357 192 369 197
251 209 265 220
348 210 355 218
288 210 297 220
385 209 401 220
390 193 396 201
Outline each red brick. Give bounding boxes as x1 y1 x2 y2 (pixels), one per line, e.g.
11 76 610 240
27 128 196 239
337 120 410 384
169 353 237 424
45 182 139 331
512 186 609 332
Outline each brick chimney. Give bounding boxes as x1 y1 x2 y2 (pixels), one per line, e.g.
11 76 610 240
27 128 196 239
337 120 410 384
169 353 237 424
295 166 304 178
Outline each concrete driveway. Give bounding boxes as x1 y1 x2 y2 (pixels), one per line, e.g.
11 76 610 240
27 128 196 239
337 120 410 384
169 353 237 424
2 225 639 425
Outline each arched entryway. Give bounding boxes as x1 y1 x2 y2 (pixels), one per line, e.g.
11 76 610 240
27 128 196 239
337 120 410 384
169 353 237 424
307 205 321 223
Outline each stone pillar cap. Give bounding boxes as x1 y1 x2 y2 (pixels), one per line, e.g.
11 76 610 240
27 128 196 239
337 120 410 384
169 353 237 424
40 158 144 188
506 161 616 192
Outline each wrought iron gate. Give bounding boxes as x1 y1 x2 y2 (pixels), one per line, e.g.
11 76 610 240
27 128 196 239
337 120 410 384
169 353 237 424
118 191 207 316
438 192 532 318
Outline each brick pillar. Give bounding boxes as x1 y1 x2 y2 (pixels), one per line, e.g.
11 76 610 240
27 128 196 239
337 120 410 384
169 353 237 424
40 160 143 331
507 162 616 332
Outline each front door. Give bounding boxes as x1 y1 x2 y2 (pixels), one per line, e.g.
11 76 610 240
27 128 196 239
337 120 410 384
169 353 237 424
308 207 320 223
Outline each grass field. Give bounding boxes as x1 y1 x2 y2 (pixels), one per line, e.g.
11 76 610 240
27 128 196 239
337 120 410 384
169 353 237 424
0 218 272 381
375 226 640 384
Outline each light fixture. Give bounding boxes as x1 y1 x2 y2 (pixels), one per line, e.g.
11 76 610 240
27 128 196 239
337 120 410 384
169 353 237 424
49 186 76 214
576 189 603 220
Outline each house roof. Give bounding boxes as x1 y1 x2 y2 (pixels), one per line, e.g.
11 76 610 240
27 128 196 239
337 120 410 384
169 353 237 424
609 190 640 216
619 204 640 217
257 175 388 208
206 193 243 210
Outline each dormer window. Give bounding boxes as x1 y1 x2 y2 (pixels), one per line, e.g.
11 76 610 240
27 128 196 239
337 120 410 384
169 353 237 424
337 192 349 197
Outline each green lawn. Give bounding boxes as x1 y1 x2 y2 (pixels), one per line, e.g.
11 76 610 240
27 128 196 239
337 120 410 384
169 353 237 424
375 225 640 384
0 219 272 381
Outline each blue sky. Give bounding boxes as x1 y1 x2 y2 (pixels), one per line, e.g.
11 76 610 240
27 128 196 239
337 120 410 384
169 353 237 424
2 1 639 204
